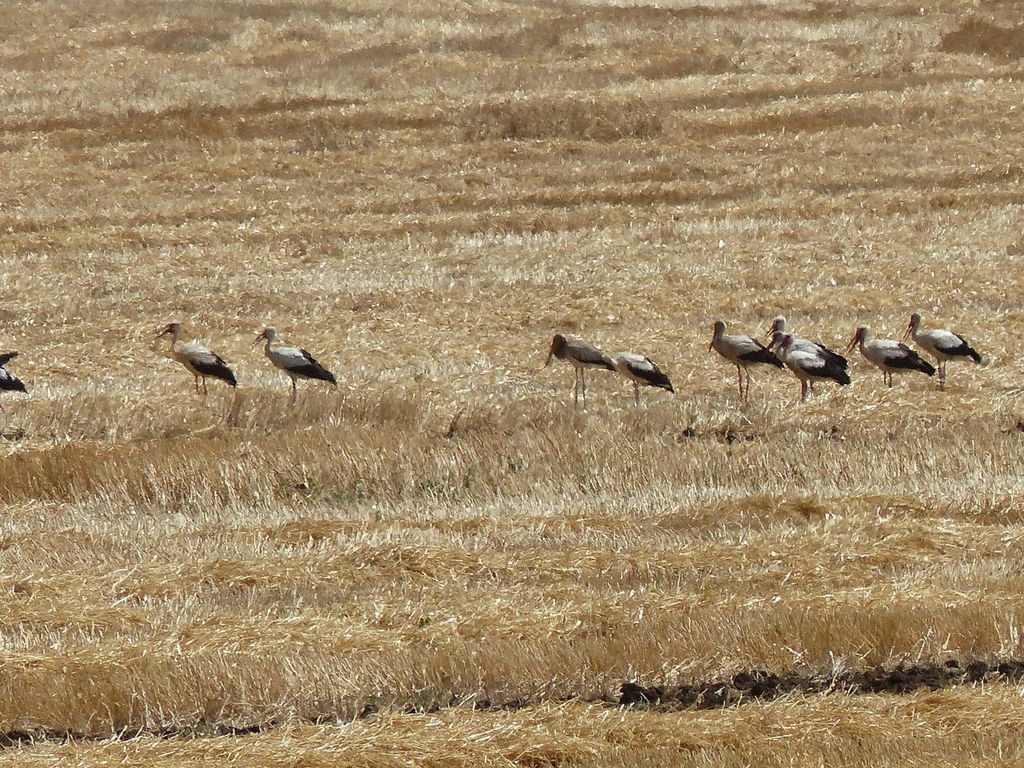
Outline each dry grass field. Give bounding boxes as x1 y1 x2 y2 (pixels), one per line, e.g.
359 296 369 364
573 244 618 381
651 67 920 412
2 0 1024 764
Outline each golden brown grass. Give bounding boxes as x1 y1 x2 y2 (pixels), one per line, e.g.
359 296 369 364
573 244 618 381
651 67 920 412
2 0 1024 764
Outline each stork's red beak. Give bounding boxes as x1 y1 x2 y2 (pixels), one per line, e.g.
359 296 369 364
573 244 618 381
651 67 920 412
901 323 912 342
845 334 857 353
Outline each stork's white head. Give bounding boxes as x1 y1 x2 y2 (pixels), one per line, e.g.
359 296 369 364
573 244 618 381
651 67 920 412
253 327 277 346
545 333 567 367
709 320 725 351
156 322 181 340
846 326 868 353
903 313 922 341
765 315 786 340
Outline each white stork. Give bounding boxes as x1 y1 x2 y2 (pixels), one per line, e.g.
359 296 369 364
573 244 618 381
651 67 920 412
544 333 615 408
609 352 674 406
777 334 851 402
254 327 336 401
903 313 981 390
156 322 237 394
0 352 26 411
709 320 784 400
765 316 849 375
846 326 935 387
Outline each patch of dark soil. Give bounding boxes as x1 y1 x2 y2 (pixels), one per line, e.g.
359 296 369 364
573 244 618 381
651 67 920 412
939 18 1024 60
672 424 765 444
620 658 1024 711
715 426 764 444
1002 419 1024 434
619 681 665 706
0 719 281 748
819 424 844 441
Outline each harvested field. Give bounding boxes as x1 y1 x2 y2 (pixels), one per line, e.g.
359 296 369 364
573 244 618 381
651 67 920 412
2 0 1024 764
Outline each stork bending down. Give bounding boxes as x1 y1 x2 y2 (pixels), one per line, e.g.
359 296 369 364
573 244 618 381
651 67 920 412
609 352 674 406
156 323 237 394
766 316 848 376
777 333 850 402
544 334 615 408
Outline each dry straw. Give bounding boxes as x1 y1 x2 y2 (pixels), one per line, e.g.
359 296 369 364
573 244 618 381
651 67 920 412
2 0 1024 764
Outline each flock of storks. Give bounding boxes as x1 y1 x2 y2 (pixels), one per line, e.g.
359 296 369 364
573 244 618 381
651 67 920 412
545 312 982 406
0 313 984 413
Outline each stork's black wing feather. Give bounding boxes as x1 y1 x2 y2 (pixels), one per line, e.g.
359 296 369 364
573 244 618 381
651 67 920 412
193 359 237 387
0 367 26 393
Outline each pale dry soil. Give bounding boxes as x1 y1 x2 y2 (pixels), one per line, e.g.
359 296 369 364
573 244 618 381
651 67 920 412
2 0 1024 764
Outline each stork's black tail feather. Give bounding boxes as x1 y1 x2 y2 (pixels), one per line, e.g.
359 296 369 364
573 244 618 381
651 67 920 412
831 367 852 386
292 363 337 385
742 347 785 369
890 348 936 376
194 360 237 387
817 345 849 371
640 368 674 392
947 335 982 364
0 368 26 393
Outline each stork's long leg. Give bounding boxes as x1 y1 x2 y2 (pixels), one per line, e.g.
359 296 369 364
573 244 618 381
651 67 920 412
744 368 753 401
194 375 201 395
735 364 743 399
580 368 587 408
202 377 209 395
633 382 640 407
291 377 297 404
